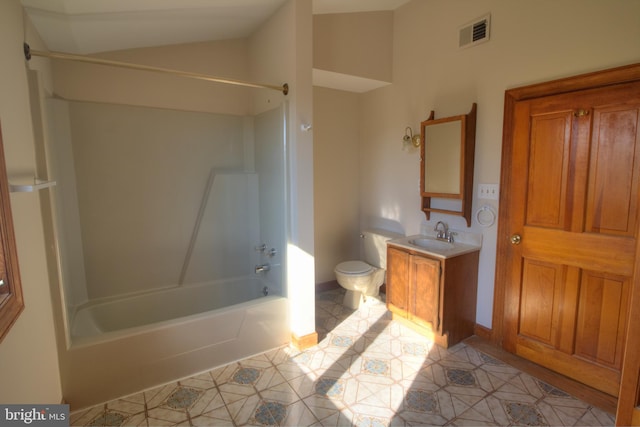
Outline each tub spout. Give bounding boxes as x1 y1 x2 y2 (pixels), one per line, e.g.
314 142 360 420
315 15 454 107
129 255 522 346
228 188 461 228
255 263 271 274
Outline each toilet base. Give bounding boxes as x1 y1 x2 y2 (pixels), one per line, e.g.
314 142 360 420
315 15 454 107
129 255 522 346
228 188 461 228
343 290 384 310
343 290 363 309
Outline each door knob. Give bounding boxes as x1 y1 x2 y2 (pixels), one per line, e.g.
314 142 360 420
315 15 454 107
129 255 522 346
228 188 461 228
510 234 522 245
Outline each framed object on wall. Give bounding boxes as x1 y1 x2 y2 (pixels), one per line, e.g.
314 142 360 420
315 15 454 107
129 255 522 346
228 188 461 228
0 121 24 343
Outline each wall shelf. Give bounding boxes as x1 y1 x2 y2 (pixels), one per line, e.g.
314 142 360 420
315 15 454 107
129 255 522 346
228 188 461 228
9 179 56 193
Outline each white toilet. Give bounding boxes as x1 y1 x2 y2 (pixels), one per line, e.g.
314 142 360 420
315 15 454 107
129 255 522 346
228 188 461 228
334 229 403 309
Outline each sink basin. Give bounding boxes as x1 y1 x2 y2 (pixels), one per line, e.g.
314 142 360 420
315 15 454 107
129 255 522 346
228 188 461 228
409 238 454 251
389 235 481 259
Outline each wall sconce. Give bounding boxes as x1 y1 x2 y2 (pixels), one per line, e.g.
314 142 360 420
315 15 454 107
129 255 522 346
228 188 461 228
403 127 421 149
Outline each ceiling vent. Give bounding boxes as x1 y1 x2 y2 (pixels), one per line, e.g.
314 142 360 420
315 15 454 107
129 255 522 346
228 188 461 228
459 14 490 48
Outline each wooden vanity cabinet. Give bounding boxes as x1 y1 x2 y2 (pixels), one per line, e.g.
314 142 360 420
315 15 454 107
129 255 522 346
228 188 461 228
386 244 479 348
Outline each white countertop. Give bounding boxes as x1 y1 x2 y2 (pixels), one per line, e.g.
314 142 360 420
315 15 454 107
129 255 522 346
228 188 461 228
388 234 481 259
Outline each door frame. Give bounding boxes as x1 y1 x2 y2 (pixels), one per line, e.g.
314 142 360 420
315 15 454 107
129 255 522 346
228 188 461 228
491 62 640 424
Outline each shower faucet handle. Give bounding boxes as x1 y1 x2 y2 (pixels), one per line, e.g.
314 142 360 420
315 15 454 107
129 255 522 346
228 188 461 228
267 248 277 258
255 263 271 274
254 243 266 252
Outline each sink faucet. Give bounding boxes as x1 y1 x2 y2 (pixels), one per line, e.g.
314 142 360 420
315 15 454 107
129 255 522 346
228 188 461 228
434 221 454 242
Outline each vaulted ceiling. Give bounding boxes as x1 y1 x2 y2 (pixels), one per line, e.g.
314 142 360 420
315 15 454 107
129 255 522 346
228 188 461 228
22 0 410 54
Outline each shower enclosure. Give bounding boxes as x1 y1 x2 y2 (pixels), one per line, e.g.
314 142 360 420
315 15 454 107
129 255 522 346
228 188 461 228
45 98 290 408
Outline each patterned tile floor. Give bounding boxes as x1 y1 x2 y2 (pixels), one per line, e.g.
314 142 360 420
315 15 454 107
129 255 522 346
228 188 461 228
70 289 616 426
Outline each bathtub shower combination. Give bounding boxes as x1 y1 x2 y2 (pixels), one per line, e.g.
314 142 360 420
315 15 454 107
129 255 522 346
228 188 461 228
45 99 289 409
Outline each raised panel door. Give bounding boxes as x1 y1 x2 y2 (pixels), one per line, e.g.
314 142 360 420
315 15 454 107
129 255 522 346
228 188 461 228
504 82 640 396
386 246 409 315
409 255 440 331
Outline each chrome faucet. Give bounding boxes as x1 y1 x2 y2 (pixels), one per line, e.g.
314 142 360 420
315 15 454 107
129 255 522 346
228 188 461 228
254 263 271 274
434 221 454 242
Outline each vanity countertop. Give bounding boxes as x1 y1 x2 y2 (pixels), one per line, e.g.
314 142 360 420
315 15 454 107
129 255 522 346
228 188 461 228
388 234 481 259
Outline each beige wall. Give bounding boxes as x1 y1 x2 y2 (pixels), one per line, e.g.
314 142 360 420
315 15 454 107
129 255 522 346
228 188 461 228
359 0 640 328
0 0 62 404
313 87 360 283
312 0 640 329
314 11 393 83
53 39 252 115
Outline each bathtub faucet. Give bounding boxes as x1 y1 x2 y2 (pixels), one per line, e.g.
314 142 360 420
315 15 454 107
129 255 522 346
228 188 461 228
255 263 271 274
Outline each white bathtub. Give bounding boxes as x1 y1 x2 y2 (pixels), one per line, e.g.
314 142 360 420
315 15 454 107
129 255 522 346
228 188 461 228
70 276 272 340
61 277 289 410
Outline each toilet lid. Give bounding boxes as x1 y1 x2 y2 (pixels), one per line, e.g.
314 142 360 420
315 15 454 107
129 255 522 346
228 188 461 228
336 261 373 274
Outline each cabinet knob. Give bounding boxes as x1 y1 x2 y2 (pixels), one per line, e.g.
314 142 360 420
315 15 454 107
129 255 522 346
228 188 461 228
510 234 522 245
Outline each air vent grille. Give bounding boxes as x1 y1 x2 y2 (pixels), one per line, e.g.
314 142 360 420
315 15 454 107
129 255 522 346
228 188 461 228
459 13 490 48
473 20 487 41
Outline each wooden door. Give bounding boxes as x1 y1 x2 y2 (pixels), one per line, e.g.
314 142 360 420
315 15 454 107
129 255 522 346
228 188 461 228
409 255 441 331
501 80 640 397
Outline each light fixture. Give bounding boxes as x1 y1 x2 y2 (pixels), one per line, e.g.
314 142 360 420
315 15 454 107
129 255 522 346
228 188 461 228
403 127 421 149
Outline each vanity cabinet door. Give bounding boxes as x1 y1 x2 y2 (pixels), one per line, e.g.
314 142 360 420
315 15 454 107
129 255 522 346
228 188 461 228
387 246 442 331
386 247 410 314
409 255 441 332
386 243 479 348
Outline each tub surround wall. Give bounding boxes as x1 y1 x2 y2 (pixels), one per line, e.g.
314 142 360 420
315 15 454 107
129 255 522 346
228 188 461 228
182 173 260 285
254 105 287 296
45 99 89 318
50 100 258 303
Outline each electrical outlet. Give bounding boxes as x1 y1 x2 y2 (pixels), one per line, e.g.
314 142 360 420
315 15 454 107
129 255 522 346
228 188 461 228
478 183 499 200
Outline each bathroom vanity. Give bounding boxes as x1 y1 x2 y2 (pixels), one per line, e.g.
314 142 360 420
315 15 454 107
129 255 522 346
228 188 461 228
386 235 480 348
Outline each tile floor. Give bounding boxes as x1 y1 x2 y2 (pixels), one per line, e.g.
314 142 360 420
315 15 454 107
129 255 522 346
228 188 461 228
70 289 616 426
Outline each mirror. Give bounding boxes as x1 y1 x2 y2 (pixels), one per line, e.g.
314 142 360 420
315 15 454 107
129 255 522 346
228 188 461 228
423 119 462 194
420 103 476 226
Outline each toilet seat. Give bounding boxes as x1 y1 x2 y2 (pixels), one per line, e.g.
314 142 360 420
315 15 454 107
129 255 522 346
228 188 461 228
335 261 373 275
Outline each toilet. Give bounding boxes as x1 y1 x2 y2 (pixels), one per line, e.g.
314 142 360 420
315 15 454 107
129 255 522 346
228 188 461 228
334 229 403 309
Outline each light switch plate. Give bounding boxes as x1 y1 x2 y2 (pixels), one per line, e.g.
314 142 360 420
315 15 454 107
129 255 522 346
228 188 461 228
478 183 499 200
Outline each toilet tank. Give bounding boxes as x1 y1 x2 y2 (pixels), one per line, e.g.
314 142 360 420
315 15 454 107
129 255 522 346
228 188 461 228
362 229 404 269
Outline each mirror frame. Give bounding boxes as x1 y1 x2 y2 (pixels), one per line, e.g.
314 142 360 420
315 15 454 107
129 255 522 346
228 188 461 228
0 122 24 343
420 103 477 226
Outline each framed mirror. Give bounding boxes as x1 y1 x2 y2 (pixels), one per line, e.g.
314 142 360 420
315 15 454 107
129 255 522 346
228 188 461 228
420 103 476 226
0 122 24 343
